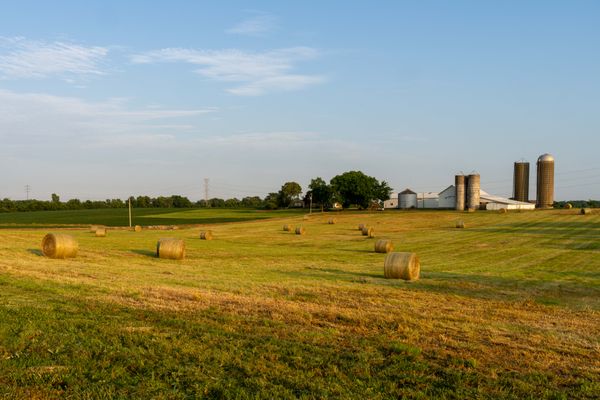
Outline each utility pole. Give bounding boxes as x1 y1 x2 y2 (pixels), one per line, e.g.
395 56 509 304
25 185 30 200
309 193 312 214
204 178 209 207
128 197 132 227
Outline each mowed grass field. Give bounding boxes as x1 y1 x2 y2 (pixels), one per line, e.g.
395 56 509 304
0 209 599 399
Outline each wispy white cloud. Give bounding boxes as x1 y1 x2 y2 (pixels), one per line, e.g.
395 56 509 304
0 36 109 80
226 13 278 36
131 46 325 96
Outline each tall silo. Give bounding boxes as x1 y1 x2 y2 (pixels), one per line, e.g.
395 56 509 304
466 174 480 210
455 175 466 211
399 188 417 209
513 161 530 202
536 153 554 208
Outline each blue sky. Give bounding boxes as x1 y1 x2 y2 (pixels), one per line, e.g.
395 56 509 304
1 1 599 201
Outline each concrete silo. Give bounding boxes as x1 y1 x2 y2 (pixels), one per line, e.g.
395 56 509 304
513 161 530 202
536 153 555 208
399 189 417 209
455 175 466 211
466 174 480 210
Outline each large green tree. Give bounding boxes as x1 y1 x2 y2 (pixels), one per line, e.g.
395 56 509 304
308 177 335 211
277 181 302 208
330 171 392 209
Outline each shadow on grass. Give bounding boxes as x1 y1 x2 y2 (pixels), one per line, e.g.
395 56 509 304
27 248 43 256
130 249 157 258
277 267 600 308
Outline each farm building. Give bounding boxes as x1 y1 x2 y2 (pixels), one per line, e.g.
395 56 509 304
399 189 417 209
417 192 439 208
438 185 456 209
383 193 398 209
480 191 535 210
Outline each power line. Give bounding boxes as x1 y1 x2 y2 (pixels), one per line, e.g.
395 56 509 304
25 185 30 200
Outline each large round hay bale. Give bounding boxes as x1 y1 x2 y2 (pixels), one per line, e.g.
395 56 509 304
89 225 102 233
295 226 306 235
499 208 508 214
358 223 366 231
565 203 573 209
156 238 185 260
95 227 107 237
200 230 213 240
134 225 142 232
42 233 78 259
581 208 593 215
328 218 337 225
374 239 393 253
283 224 292 232
384 252 420 280
456 220 465 229
362 226 374 238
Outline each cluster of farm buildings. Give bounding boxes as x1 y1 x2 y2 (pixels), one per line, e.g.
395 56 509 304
383 153 555 211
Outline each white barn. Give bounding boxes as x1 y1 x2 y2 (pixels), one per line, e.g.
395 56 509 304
438 185 456 209
417 192 439 208
383 193 399 209
480 191 535 210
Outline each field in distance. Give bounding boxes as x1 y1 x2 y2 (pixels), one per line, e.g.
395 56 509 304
0 207 305 228
0 209 598 398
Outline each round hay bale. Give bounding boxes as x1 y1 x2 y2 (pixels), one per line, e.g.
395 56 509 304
89 225 102 233
134 225 142 232
95 227 107 237
499 208 508 214
581 208 593 215
283 224 292 232
361 226 374 238
384 252 420 281
156 238 185 260
358 223 366 231
295 226 306 235
565 203 573 209
41 233 78 259
374 239 393 253
328 218 337 225
456 220 465 229
200 230 213 240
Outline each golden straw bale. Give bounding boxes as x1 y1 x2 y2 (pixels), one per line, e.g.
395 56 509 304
283 224 292 232
134 225 142 232
499 208 508 214
328 218 337 225
361 226 374 238
95 227 107 237
295 226 306 235
41 233 78 259
384 252 420 280
156 238 185 260
89 225 102 233
374 239 393 253
565 203 573 209
581 208 593 215
358 223 366 231
200 230 213 240
456 220 465 229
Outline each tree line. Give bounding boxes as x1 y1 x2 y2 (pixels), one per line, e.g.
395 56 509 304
1 170 392 213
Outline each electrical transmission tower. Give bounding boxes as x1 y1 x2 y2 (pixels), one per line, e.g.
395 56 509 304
25 185 31 200
204 178 209 207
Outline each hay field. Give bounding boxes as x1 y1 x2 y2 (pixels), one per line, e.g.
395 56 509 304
0 210 599 399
